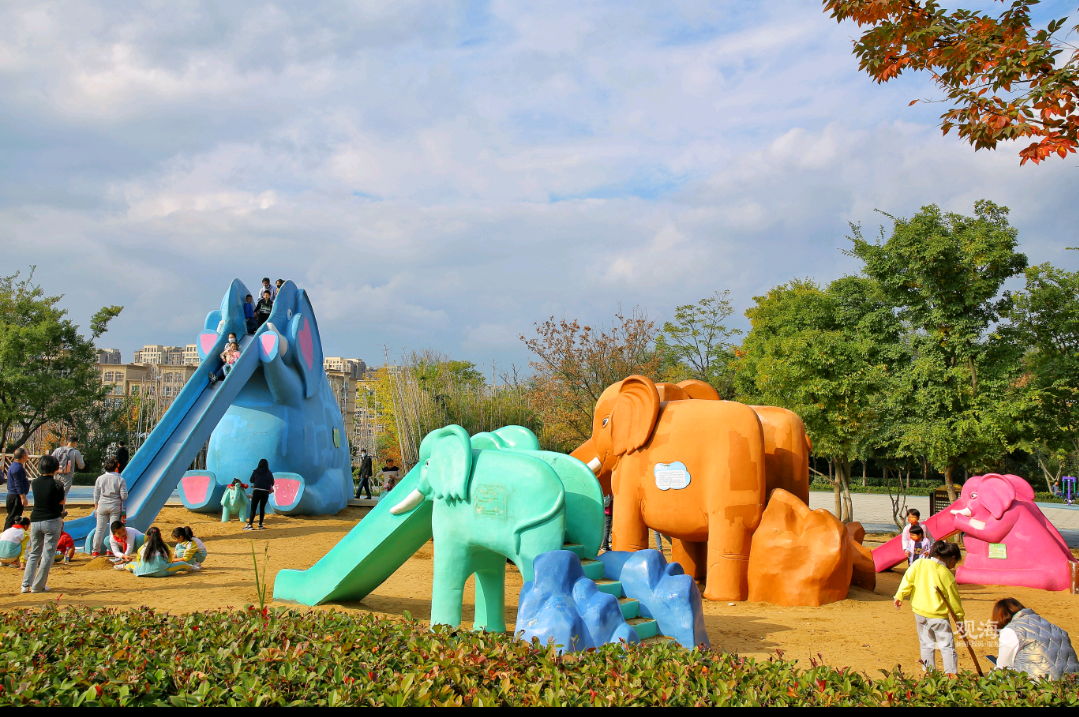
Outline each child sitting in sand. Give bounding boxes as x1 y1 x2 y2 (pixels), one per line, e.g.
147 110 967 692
906 525 932 565
894 541 965 675
120 527 191 577
109 522 145 562
901 508 933 560
0 518 30 568
172 526 207 571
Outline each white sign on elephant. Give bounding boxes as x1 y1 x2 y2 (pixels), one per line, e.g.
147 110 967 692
654 461 691 490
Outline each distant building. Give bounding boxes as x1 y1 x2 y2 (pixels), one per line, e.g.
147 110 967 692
324 357 366 379
96 348 122 364
99 363 199 405
183 344 200 365
133 345 186 365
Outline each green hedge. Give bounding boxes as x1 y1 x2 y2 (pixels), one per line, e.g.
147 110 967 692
810 480 1072 505
0 606 1074 706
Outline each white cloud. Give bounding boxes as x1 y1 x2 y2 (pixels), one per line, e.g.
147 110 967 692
1 0 1076 368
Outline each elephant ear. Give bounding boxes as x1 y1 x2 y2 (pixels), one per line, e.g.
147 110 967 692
977 474 1016 520
418 425 473 502
611 375 660 456
677 379 721 401
286 288 325 399
492 425 541 450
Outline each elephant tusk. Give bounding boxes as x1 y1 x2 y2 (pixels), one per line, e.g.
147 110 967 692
390 489 425 515
950 507 972 517
586 457 602 474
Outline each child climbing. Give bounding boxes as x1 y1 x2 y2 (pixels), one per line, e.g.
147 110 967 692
906 525 932 565
901 508 934 560
109 522 146 563
0 517 30 568
172 526 207 571
221 479 250 523
120 527 191 577
894 541 965 675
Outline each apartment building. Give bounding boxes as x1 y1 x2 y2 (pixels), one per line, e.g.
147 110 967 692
324 357 366 379
183 344 200 365
96 348 122 364
99 363 199 402
133 344 186 365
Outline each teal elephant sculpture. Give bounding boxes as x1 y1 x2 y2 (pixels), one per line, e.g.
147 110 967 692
221 483 250 523
389 425 588 632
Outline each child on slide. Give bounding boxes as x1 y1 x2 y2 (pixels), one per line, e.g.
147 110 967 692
894 541 966 676
120 527 191 577
172 526 207 571
109 522 145 562
0 518 30 569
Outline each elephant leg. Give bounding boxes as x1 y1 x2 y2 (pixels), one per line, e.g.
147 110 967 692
431 540 472 629
221 507 230 523
672 539 707 582
611 494 648 552
471 550 507 633
705 515 753 601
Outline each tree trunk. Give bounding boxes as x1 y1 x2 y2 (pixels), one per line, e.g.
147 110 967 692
862 460 867 487
943 463 957 502
834 457 853 523
830 459 842 520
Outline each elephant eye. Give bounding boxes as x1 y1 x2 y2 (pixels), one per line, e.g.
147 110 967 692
425 460 430 467
970 492 977 499
601 417 609 428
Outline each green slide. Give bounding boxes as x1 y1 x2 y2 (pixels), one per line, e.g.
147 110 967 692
272 465 433 606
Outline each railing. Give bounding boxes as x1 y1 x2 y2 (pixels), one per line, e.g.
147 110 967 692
0 454 43 480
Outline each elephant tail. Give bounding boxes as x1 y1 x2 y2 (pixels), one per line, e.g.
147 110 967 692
513 486 565 554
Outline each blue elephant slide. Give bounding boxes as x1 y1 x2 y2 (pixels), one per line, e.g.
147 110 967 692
71 278 352 549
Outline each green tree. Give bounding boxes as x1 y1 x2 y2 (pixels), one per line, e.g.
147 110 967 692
657 290 741 397
736 276 903 521
849 201 1028 500
1007 262 1079 490
0 268 123 451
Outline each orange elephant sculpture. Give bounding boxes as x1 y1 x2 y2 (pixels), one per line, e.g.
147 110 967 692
573 380 810 504
570 375 768 601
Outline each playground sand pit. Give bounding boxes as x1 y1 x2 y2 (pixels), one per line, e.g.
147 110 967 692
0 507 1075 675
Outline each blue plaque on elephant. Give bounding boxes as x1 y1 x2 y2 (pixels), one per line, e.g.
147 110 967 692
654 461 690 491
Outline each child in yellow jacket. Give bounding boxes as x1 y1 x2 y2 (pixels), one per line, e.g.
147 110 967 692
894 541 965 675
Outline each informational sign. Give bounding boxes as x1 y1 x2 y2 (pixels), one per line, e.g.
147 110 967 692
988 543 1008 560
654 461 691 491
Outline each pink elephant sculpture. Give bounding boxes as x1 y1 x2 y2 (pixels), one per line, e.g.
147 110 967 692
949 474 1075 592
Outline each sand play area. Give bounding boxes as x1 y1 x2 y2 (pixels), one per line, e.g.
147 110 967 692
0 505 1075 675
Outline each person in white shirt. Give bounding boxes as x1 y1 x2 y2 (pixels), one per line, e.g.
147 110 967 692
92 457 128 557
0 518 30 568
901 508 934 560
109 523 145 562
990 597 1079 680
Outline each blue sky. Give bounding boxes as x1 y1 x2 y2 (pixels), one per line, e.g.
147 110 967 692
2 0 1077 374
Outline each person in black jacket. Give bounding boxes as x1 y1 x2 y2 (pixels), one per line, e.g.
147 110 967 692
355 449 373 499
115 441 130 472
255 291 273 327
244 459 275 531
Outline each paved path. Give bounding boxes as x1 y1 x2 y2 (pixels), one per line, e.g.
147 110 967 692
809 491 1079 547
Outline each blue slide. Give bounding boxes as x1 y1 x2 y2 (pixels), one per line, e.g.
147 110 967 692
67 280 258 545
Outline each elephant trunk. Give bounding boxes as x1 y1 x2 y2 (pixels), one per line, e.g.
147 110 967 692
390 488 425 515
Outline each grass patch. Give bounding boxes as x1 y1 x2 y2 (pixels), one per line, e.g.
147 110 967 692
0 606 1074 706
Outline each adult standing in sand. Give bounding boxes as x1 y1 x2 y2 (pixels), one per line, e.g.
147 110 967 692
21 455 66 594
91 457 128 557
4 448 30 531
244 459 274 531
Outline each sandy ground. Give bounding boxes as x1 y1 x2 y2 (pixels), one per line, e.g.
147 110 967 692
0 507 1076 675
